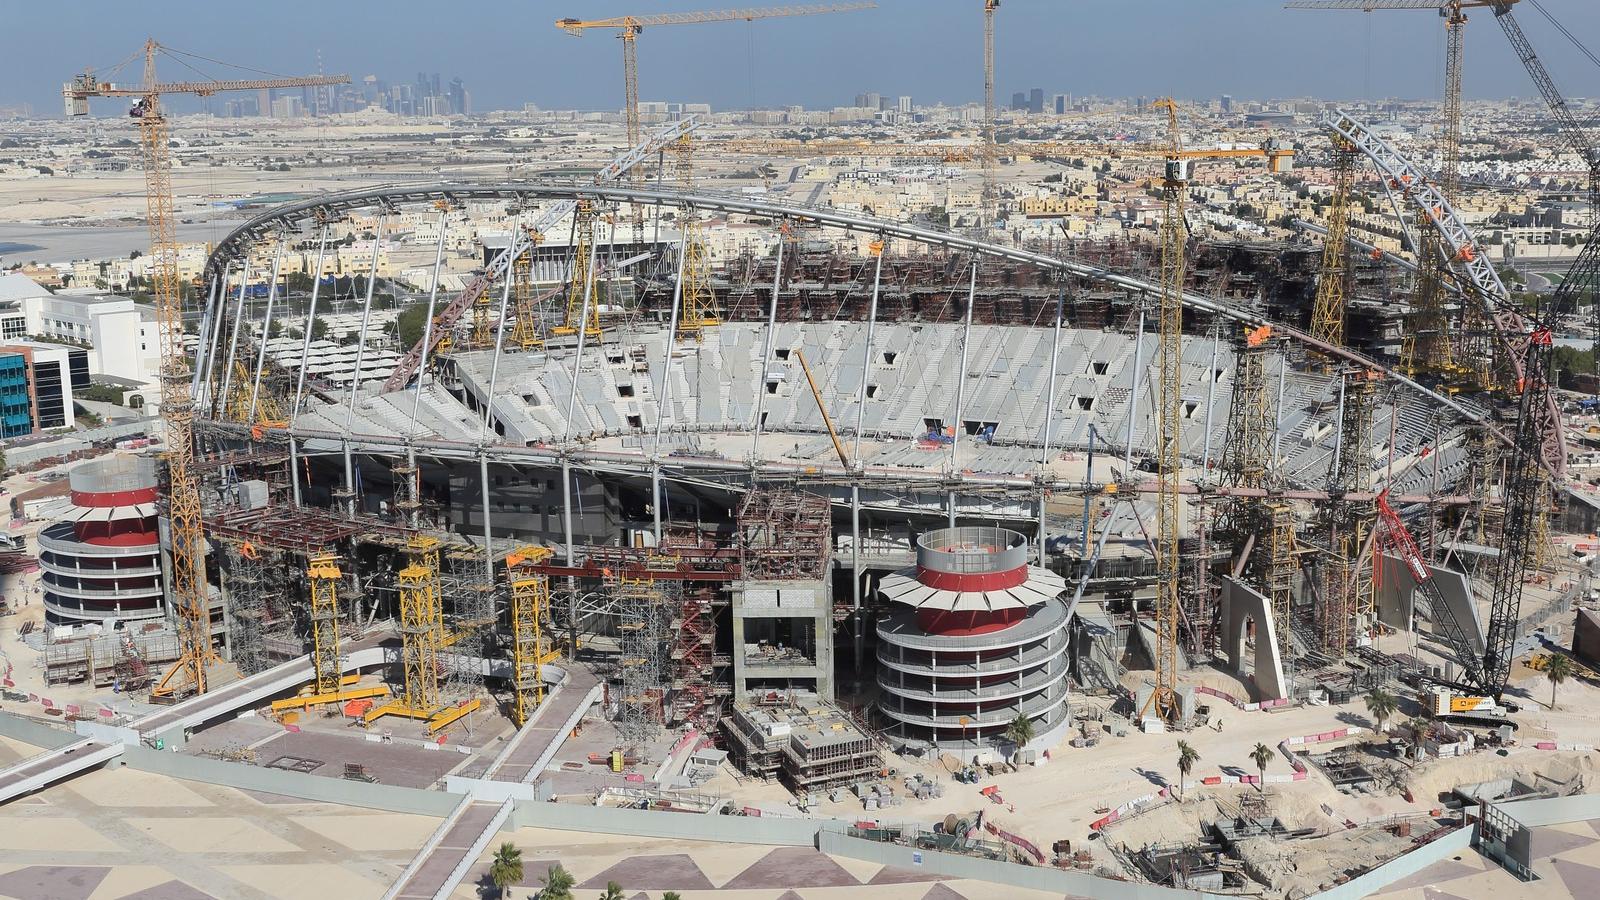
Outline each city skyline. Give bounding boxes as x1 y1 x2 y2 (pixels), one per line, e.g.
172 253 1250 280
4 0 1600 117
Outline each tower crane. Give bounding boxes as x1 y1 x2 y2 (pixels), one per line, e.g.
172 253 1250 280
1142 97 1187 724
981 0 999 228
1287 0 1501 387
64 41 347 700
555 3 876 166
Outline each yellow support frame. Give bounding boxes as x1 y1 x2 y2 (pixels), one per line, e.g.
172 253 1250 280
364 534 482 732
550 202 601 339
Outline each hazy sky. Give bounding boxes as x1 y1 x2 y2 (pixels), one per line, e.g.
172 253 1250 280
5 0 1600 115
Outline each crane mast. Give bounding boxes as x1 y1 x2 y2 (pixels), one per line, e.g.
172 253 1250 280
65 40 347 699
1149 97 1186 723
981 0 999 229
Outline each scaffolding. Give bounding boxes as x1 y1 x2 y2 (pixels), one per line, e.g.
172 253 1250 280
506 546 555 727
736 488 832 581
508 226 544 350
674 133 719 340
552 201 601 338
671 584 717 728
1323 372 1378 653
224 541 273 677
1219 328 1273 493
1264 501 1300 689
614 574 669 746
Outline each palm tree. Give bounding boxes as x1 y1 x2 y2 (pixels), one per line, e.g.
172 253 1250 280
1250 742 1273 793
541 863 576 900
598 883 625 900
1176 740 1200 801
489 843 523 899
1364 688 1398 734
1005 713 1036 750
1546 653 1575 710
662 893 683 900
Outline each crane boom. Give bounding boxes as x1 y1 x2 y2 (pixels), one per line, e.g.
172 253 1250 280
65 74 349 103
557 2 875 32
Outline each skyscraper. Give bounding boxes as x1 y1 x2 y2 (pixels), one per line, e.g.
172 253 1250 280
897 96 912 114
1011 91 1026 111
1028 88 1044 114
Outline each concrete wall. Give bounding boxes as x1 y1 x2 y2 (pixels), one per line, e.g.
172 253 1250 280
1376 553 1483 657
1496 792 1600 828
122 746 462 817
1305 827 1473 900
1220 577 1286 701
508 799 837 846
0 712 81 750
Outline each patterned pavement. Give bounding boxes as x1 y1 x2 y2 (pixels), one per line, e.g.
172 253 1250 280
1371 822 1600 900
452 825 1065 900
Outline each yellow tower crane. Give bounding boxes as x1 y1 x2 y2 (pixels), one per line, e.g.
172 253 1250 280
981 0 1000 228
556 4 877 152
508 222 546 351
674 133 720 340
1310 137 1359 356
64 41 347 700
1289 0 1509 389
1144 97 1187 725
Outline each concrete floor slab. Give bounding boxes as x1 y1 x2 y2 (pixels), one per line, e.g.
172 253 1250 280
218 863 386 900
61 768 215 809
125 817 303 854
575 854 715 891
288 813 439 853
0 865 109 900
721 847 860 890
110 879 216 900
0 816 122 853
83 865 173 900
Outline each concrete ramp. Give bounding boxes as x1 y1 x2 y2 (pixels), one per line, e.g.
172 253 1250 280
0 739 123 805
1132 617 1188 672
384 797 512 900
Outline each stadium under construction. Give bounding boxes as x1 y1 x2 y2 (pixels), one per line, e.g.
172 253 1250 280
86 103 1578 774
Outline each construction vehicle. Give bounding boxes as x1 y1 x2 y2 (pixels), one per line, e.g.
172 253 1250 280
63 42 346 699
1427 687 1509 718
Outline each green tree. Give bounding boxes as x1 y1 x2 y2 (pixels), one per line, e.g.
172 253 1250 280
309 317 329 342
662 893 682 900
1250 742 1274 793
598 883 624 900
1364 688 1398 734
541 863 575 900
267 318 283 339
489 842 523 899
394 304 429 349
1176 740 1199 801
1005 713 1035 750
1546 653 1575 710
